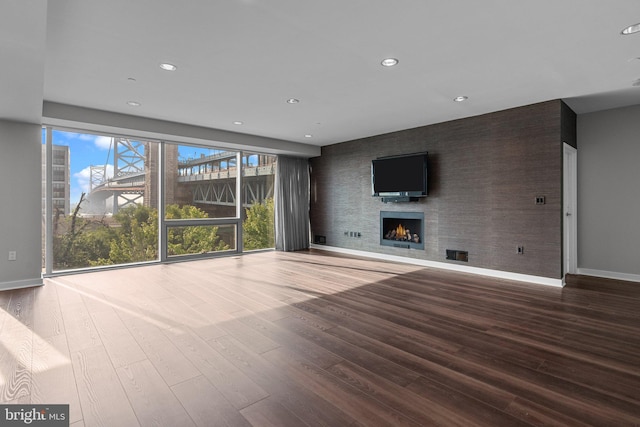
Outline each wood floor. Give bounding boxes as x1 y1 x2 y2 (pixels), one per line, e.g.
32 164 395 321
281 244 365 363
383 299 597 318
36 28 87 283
1 250 640 426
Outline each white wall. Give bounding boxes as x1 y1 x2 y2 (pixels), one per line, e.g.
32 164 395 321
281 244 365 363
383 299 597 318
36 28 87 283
0 120 43 289
577 105 640 281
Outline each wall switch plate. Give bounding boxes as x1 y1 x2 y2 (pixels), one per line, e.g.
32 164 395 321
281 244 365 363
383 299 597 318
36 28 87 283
517 246 524 255
8 251 17 261
535 196 546 205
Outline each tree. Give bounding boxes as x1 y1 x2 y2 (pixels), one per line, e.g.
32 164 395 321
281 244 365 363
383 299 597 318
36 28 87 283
243 198 275 250
93 205 158 265
53 193 116 269
167 224 230 256
165 204 230 255
165 204 209 220
53 201 230 269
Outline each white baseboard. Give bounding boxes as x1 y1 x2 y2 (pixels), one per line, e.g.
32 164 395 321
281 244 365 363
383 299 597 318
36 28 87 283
577 268 640 284
310 245 563 287
0 277 44 291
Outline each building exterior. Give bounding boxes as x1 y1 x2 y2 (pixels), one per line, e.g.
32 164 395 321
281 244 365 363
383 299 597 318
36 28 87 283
42 143 70 216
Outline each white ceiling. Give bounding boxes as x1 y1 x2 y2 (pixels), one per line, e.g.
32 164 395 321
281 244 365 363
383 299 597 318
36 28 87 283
3 1 640 147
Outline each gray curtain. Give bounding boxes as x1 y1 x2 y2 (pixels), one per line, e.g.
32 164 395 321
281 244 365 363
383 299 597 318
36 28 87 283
275 156 310 251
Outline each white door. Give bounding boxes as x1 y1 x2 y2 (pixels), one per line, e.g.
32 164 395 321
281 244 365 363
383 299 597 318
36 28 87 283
563 143 578 281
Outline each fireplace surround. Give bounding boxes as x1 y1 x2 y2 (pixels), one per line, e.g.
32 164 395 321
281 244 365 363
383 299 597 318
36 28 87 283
380 211 424 250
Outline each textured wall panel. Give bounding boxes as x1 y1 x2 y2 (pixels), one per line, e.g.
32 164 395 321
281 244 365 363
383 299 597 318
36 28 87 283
310 100 575 279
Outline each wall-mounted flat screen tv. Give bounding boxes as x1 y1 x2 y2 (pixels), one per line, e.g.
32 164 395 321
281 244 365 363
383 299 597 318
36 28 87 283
371 152 428 198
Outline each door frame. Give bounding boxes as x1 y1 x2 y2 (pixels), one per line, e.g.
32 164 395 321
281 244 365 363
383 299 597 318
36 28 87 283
563 142 578 282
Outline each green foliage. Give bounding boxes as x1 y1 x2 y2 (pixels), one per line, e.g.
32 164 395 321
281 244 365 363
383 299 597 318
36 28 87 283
53 199 274 269
53 217 116 269
167 224 229 256
94 205 159 265
165 204 209 220
53 203 231 269
243 198 275 250
52 193 117 269
164 204 230 255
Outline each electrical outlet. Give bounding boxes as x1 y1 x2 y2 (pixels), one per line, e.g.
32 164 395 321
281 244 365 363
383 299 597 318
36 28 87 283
8 251 17 261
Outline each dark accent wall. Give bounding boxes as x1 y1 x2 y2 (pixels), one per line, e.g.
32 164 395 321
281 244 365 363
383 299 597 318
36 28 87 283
309 100 576 279
561 101 577 149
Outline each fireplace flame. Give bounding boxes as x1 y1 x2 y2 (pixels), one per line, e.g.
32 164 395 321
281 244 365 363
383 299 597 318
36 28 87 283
396 224 407 239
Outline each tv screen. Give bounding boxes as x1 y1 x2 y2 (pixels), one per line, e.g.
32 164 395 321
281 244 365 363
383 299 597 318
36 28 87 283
372 153 428 197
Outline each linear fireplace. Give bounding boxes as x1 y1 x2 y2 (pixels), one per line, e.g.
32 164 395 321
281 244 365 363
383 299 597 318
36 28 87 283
380 211 424 250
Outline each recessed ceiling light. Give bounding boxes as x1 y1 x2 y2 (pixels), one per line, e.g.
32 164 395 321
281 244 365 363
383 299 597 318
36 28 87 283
159 63 177 71
453 96 468 102
232 121 244 125
381 58 399 67
304 134 313 138
621 23 640 35
286 98 300 104
126 101 141 107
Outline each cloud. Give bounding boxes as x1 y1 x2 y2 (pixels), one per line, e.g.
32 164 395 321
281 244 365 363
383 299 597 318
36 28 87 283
94 136 113 150
69 133 114 150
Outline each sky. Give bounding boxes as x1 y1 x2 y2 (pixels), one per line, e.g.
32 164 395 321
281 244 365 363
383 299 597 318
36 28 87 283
43 130 223 205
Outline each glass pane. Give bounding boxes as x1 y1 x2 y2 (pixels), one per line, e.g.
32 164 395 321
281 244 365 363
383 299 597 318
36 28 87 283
167 224 236 257
241 153 276 251
45 130 159 270
166 144 238 219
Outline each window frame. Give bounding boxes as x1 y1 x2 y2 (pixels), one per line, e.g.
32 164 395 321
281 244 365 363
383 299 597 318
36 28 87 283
43 126 276 275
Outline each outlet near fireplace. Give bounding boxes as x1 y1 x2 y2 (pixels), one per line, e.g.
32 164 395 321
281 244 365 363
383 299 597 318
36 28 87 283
380 211 424 250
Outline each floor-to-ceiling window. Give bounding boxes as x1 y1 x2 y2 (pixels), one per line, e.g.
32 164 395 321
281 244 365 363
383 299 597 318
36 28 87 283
162 143 239 259
241 152 276 251
42 129 160 272
42 128 277 273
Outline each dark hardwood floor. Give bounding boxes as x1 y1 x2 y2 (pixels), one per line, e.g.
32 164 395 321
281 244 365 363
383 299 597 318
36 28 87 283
1 250 639 426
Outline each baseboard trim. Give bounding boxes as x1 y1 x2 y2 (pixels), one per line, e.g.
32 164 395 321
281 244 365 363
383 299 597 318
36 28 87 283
0 277 44 291
577 268 640 284
310 245 563 287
